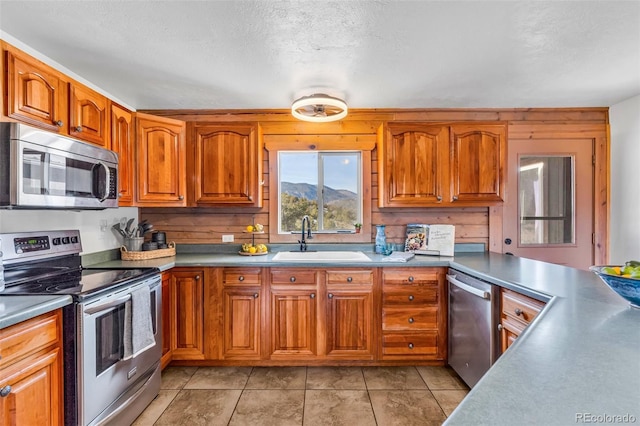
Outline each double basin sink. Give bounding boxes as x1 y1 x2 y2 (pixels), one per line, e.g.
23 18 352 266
271 251 372 262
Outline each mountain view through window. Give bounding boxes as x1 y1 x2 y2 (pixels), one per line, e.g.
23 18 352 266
278 151 362 233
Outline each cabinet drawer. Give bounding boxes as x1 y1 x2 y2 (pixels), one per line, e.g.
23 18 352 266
223 268 262 286
382 269 440 285
501 289 545 325
0 310 60 369
382 285 438 305
382 332 439 356
326 270 373 285
270 269 317 285
382 307 437 330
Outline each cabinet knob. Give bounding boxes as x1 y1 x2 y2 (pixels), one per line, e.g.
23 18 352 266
118 192 123 198
253 293 259 299
347 277 353 283
408 317 415 324
178 195 184 201
310 293 315 299
195 275 200 280
408 343 414 349
0 386 11 397
248 196 253 201
54 120 64 127
328 293 334 299
408 276 414 283
514 308 523 316
408 295 414 301
290 276 296 282
452 196 459 201
436 195 442 201
497 323 503 331
239 276 244 282
74 126 83 132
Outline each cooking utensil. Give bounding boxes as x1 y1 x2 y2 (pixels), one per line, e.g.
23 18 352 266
111 224 127 238
125 218 135 237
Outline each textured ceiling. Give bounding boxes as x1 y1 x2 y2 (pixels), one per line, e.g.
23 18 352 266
0 1 638 110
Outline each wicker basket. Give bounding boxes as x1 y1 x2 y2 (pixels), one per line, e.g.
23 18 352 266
120 242 176 261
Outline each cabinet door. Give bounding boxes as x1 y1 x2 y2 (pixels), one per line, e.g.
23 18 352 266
161 272 172 369
111 104 134 206
270 290 317 358
325 288 374 359
222 288 261 359
193 124 261 206
379 124 449 207
450 124 505 203
171 270 205 360
135 113 187 206
69 83 109 147
0 349 63 426
5 50 67 133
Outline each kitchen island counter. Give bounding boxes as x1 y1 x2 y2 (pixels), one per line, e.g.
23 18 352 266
91 250 640 425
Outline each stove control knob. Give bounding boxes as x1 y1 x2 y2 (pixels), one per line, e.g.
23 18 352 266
62 237 70 244
71 236 79 244
53 238 61 245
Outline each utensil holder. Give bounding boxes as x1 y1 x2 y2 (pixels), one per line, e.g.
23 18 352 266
124 237 144 252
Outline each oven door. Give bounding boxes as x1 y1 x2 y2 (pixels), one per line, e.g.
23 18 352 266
11 139 118 209
79 275 161 426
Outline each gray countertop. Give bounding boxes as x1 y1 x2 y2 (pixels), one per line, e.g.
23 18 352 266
7 249 638 424
0 294 72 329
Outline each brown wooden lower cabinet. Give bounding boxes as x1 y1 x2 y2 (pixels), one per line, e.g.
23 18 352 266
164 266 449 366
170 268 206 360
161 271 172 369
0 310 64 425
499 288 546 353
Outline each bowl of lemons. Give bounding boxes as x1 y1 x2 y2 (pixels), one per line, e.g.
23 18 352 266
590 261 640 308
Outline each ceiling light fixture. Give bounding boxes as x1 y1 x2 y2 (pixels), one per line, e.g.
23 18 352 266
291 94 348 122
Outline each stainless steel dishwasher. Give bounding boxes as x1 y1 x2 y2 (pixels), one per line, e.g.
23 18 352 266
447 268 500 388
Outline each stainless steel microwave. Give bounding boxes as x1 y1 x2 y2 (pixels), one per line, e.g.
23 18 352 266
0 123 118 209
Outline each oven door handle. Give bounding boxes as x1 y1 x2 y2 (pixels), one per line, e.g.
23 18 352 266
84 294 131 315
447 274 490 299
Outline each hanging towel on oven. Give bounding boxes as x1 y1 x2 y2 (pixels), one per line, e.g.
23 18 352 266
123 284 155 360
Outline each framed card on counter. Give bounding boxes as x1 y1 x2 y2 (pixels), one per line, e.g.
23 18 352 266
404 224 455 256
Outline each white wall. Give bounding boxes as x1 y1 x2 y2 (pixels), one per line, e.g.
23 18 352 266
609 94 640 264
0 208 138 254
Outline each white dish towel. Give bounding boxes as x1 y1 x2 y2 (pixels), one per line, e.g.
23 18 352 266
123 285 155 360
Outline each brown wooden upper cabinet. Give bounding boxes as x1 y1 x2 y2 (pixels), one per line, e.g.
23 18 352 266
191 123 262 207
69 82 110 148
3 43 112 148
111 104 134 206
4 47 68 133
379 122 506 207
135 113 187 206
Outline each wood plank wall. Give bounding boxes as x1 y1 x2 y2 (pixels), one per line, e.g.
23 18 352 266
140 108 608 257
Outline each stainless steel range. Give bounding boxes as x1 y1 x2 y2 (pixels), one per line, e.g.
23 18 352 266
0 230 162 426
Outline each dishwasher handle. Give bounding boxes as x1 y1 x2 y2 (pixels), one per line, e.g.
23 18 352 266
447 274 490 299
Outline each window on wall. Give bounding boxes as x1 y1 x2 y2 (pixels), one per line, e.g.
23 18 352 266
278 151 362 234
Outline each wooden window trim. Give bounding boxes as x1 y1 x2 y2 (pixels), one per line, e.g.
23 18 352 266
265 135 374 243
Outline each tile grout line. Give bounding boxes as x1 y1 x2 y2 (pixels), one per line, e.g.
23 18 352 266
362 367 381 426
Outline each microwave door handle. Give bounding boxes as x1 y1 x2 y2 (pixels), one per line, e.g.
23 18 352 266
92 162 110 201
42 152 51 194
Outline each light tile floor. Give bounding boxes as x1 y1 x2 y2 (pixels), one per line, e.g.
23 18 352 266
133 366 469 426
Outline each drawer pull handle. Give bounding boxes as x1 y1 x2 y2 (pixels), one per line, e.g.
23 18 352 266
408 317 415 324
310 293 315 299
347 277 353 283
408 343 414 349
253 293 259 299
328 293 334 299
195 275 200 280
178 195 185 200
0 386 11 397
408 276 414 283
54 120 64 127
408 295 414 301
74 125 83 133
239 276 244 282
290 276 296 282
514 308 523 316
436 195 442 201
